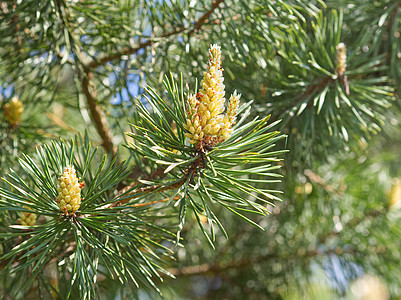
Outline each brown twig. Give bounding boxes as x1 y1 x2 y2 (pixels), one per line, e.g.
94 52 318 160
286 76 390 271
109 151 206 209
110 167 195 208
131 196 179 208
82 73 116 155
12 3 22 49
45 112 77 133
117 166 166 194
191 0 224 32
167 246 363 278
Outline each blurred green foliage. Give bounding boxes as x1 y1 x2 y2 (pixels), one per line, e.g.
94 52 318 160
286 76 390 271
1 0 401 299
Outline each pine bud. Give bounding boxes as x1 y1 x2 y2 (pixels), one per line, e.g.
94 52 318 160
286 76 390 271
350 275 389 300
227 91 241 125
184 44 240 148
389 178 401 209
336 43 347 77
336 43 350 95
17 207 37 226
57 166 83 215
208 44 222 69
3 96 24 126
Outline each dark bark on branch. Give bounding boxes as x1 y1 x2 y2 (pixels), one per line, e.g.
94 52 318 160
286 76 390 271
82 72 116 155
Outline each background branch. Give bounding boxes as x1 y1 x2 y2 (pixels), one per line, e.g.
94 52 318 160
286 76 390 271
85 0 225 70
168 206 387 278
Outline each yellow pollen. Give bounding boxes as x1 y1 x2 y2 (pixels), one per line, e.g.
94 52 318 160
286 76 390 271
336 43 347 76
17 206 37 226
57 166 83 215
184 44 241 148
3 97 24 126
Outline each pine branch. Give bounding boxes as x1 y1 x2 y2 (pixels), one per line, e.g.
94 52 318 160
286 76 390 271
167 247 363 278
54 0 116 155
85 0 225 70
58 0 226 156
110 156 203 208
168 206 387 278
116 166 166 193
284 77 332 114
272 72 356 122
111 172 189 208
82 72 116 155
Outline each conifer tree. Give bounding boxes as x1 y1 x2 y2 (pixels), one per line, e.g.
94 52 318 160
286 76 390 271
0 0 400 299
